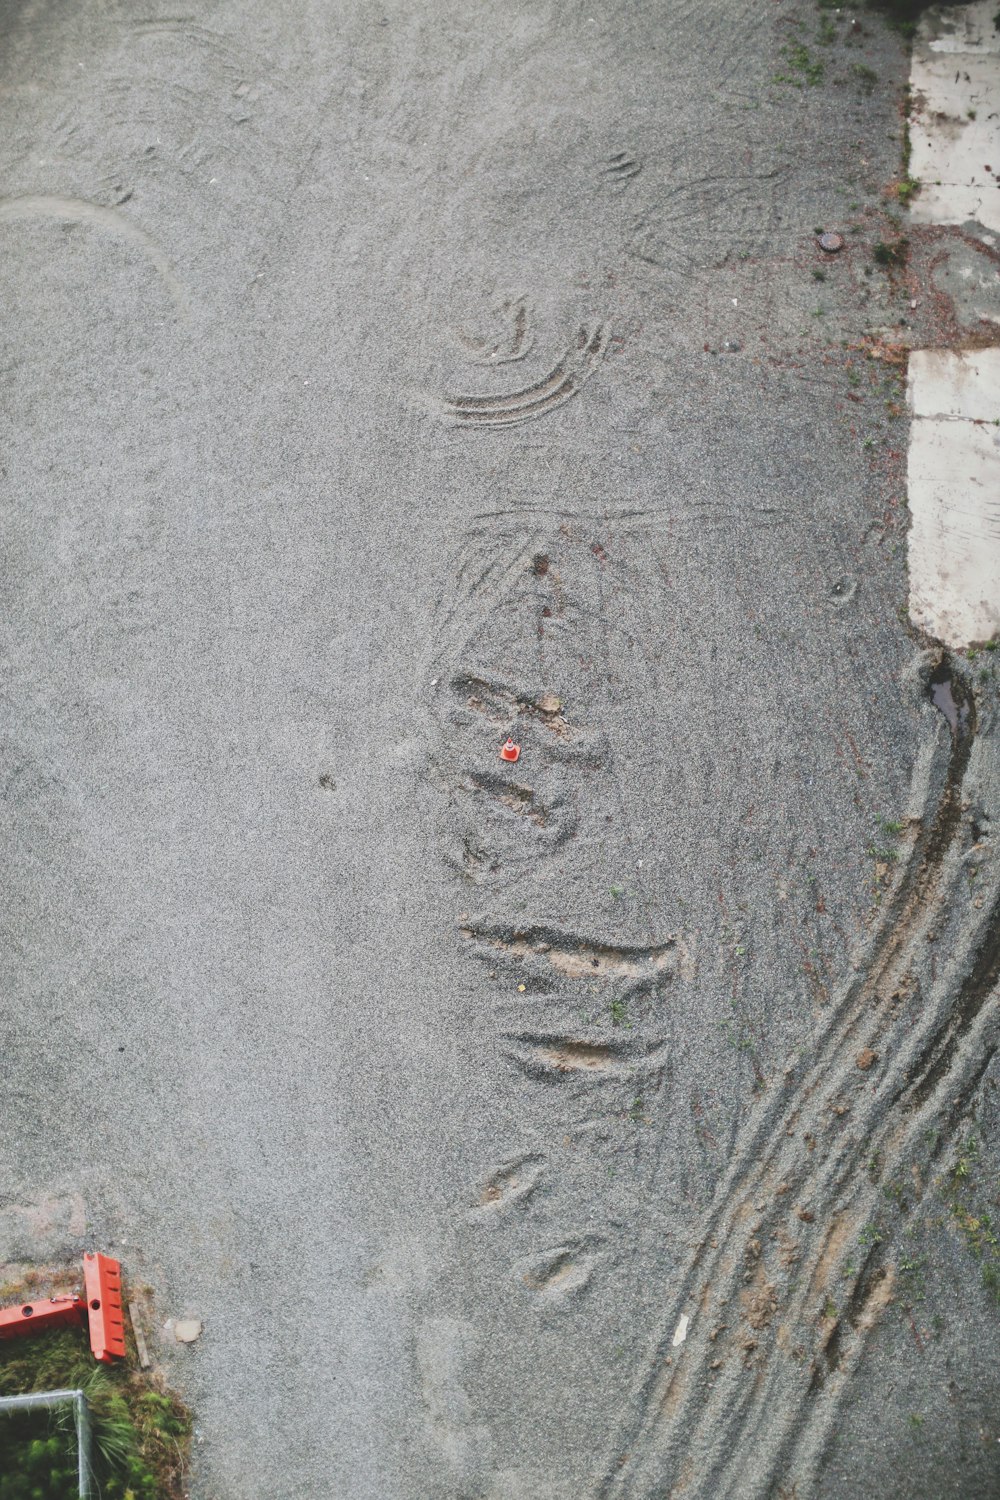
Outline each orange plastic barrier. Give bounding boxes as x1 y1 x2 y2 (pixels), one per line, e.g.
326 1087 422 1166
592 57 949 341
0 1294 85 1340
82 1252 126 1362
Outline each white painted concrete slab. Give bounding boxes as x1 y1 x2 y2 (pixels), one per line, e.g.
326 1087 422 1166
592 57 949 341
919 1 1000 55
906 6 1000 647
907 353 1000 646
909 2 1000 233
909 347 1000 420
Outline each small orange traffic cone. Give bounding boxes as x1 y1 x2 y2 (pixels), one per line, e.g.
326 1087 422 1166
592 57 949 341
500 739 520 763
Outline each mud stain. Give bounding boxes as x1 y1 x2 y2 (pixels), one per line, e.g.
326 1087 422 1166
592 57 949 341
928 660 970 739
460 920 679 980
538 1041 615 1071
462 772 551 828
808 1212 853 1300
507 1032 669 1081
470 1153 545 1218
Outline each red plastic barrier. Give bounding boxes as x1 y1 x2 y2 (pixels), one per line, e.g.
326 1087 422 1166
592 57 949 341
0 1294 85 1340
82 1252 126 1362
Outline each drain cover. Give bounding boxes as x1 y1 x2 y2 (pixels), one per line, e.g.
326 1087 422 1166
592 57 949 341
818 232 845 253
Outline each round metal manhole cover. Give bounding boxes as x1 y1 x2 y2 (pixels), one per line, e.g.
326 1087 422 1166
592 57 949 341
818 232 845 253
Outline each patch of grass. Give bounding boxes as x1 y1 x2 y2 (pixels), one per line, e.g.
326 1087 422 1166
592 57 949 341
873 238 909 268
610 998 631 1028
775 42 825 87
718 1012 754 1053
938 1134 1000 1305
0 1325 190 1500
852 62 878 92
897 1253 927 1303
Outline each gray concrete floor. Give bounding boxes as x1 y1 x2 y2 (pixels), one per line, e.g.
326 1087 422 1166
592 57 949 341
2 3 998 1497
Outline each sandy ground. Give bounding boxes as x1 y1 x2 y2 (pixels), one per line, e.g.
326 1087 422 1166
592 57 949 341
1 2 998 1497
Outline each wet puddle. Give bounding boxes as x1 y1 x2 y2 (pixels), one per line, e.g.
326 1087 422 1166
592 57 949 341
928 662 969 739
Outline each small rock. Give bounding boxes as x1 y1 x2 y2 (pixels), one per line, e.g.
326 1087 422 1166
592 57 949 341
536 693 562 714
174 1318 203 1344
796 1207 815 1223
856 1047 878 1071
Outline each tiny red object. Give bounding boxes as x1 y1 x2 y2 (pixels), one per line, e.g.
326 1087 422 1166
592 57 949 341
500 739 520 763
83 1252 126 1363
0 1294 85 1341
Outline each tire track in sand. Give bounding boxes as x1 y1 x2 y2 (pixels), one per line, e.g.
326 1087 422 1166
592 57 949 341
598 653 999 1499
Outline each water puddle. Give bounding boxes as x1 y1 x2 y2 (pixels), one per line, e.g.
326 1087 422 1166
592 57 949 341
928 662 970 739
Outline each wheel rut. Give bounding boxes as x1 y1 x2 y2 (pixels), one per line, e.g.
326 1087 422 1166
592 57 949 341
597 654 999 1499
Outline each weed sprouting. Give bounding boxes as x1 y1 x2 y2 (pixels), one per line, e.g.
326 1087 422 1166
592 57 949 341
775 42 824 87
873 238 909 268
937 1134 1000 1305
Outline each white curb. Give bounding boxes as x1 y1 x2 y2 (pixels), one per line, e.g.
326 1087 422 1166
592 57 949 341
906 2 1000 647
